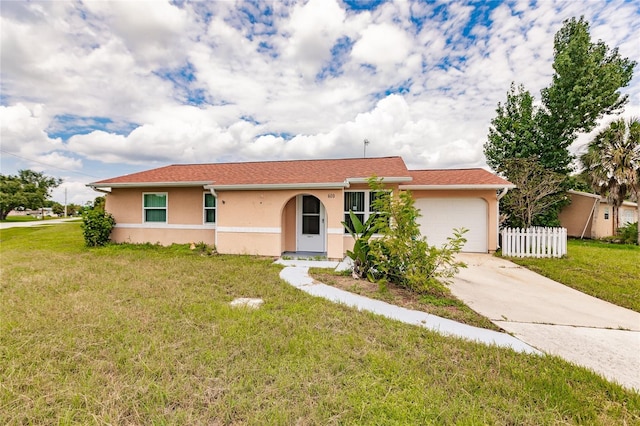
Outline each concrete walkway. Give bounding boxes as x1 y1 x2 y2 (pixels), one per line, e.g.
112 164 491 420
0 218 80 229
449 253 640 391
276 259 539 355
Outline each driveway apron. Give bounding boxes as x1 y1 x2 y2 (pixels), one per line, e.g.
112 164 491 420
449 253 640 391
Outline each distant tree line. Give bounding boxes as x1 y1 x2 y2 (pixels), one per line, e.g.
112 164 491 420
0 170 62 220
0 170 105 221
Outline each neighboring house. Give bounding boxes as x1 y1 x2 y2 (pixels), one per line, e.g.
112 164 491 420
87 156 514 258
559 190 639 239
7 208 56 218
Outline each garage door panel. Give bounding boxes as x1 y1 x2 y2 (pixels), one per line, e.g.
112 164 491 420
415 198 487 253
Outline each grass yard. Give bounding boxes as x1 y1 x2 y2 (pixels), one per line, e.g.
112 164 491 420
1 224 639 424
506 239 640 313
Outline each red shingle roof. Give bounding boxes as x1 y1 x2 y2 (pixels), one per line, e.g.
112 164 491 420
89 158 513 189
407 169 512 187
91 157 410 186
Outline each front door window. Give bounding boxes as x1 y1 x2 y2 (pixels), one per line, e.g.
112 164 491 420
298 195 324 252
302 196 320 235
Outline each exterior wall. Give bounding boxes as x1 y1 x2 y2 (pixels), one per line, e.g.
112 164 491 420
104 184 508 256
281 198 297 252
215 188 345 259
560 193 639 239
593 203 615 239
105 187 215 246
110 227 215 246
592 202 638 239
558 193 599 238
409 189 500 253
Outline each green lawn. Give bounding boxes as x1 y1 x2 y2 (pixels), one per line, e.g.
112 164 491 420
1 224 639 424
506 239 640 313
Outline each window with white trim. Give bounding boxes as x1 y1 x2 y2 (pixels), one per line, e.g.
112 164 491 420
143 193 167 223
204 193 216 224
343 190 387 233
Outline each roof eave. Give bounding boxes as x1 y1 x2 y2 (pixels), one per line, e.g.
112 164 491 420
206 182 349 190
567 190 602 199
399 184 516 190
345 176 413 184
87 181 213 189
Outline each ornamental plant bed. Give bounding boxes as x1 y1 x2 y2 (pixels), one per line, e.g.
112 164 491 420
309 268 499 331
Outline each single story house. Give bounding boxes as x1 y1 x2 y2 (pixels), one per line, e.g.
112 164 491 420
558 190 639 239
88 156 514 258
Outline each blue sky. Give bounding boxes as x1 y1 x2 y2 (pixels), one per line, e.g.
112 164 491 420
1 0 639 204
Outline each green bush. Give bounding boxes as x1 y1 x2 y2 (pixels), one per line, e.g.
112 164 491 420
617 222 638 245
344 177 468 295
82 209 115 247
342 211 378 279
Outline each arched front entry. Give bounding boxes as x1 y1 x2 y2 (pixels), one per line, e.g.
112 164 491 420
281 194 327 254
297 194 326 253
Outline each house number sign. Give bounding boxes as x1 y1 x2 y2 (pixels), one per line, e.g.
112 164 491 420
327 193 336 199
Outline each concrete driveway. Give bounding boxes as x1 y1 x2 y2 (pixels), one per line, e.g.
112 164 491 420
449 253 640 391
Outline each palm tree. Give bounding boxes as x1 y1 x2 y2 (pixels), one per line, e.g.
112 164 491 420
580 117 640 243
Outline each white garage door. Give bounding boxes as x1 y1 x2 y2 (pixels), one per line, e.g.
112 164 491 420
415 198 488 253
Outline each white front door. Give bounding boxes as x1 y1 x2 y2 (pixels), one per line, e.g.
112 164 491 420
297 195 325 252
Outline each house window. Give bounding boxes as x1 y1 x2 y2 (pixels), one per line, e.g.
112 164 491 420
604 207 609 220
143 193 167 223
343 190 387 233
204 193 216 224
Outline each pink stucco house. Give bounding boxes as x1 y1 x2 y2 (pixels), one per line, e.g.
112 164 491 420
559 190 639 239
88 156 514 258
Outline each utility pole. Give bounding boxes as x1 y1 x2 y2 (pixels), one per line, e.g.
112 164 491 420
363 139 370 158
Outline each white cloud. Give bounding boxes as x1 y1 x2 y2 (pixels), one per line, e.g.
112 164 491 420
281 0 346 76
34 152 83 172
0 104 59 152
67 105 249 165
82 0 191 67
51 179 99 206
1 0 638 184
351 23 413 70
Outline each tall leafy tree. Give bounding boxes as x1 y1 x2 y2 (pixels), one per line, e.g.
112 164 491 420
0 170 62 220
539 17 636 174
580 117 640 242
484 16 636 227
484 84 569 227
484 83 538 172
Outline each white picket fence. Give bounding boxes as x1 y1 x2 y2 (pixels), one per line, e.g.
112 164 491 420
501 227 567 258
